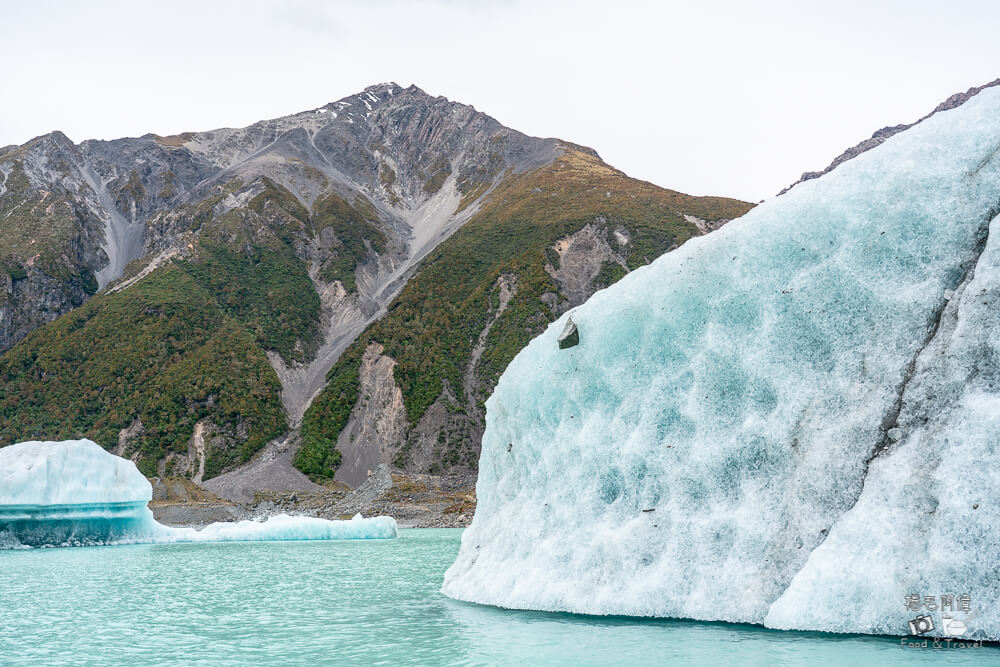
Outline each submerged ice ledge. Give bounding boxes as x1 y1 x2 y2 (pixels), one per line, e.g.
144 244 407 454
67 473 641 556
0 510 398 550
0 440 397 549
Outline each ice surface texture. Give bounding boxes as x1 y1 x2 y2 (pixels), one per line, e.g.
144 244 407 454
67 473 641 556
443 87 1000 639
0 440 397 548
0 439 152 505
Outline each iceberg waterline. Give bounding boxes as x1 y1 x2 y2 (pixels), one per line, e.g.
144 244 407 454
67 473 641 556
443 86 1000 639
0 440 397 549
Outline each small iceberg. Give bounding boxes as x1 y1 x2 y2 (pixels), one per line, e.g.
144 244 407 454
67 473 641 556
0 440 397 549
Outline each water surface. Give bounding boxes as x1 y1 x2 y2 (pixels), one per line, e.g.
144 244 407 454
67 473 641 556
0 528 996 665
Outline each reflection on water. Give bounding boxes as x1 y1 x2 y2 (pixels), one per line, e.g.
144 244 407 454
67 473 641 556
0 528 995 666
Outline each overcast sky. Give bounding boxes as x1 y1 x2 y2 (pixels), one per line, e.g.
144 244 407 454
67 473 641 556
3 0 999 201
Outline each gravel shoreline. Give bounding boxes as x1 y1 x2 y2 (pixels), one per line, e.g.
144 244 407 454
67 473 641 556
151 465 475 529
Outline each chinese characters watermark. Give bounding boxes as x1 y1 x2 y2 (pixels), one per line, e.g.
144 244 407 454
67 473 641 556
904 593 970 614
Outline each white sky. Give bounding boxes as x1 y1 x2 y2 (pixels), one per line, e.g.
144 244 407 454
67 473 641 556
2 0 999 201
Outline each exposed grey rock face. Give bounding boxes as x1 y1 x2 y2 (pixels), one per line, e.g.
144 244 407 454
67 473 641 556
683 213 731 235
334 343 408 487
557 317 579 349
0 83 570 359
1 262 92 351
0 132 107 351
545 222 630 310
334 272 518 487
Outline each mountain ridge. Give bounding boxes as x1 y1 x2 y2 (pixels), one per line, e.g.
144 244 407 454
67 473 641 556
0 83 574 355
0 83 752 495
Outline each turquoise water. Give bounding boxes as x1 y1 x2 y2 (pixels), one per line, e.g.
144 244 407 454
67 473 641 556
0 528 996 666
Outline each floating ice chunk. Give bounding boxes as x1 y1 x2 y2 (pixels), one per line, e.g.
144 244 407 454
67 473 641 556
443 86 1000 638
0 440 397 548
160 513 398 543
0 440 151 506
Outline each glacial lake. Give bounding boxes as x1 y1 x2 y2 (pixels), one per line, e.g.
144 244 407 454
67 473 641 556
1 528 997 666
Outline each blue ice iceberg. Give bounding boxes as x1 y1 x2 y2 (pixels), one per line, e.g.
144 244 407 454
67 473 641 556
443 86 1000 639
0 440 397 548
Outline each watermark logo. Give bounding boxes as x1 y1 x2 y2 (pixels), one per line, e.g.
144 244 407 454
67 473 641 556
902 593 983 649
905 593 971 614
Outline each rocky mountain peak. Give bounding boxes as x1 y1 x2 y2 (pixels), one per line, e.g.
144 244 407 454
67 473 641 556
28 129 76 149
8 130 81 173
324 82 406 113
0 82 595 363
146 82 571 224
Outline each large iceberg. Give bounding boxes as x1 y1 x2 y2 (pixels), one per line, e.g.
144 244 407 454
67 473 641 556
0 440 397 548
443 85 1000 639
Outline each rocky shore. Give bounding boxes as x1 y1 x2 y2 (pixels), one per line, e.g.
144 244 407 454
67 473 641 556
150 465 475 529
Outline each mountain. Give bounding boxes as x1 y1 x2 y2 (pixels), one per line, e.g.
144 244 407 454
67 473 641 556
0 84 752 492
298 151 750 487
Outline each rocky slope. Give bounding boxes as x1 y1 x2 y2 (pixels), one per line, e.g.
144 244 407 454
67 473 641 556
301 149 752 486
0 83 752 494
0 84 558 355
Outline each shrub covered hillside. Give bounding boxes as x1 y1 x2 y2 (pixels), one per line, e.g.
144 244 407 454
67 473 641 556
298 150 753 481
0 268 284 478
0 83 751 489
0 177 384 479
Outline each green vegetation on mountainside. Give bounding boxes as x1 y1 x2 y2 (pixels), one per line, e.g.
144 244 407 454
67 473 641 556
183 179 320 363
0 173 395 477
178 179 384 363
297 150 754 477
312 192 387 292
181 240 320 364
0 267 285 478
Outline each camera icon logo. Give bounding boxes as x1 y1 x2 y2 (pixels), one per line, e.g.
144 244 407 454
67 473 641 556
908 615 935 635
